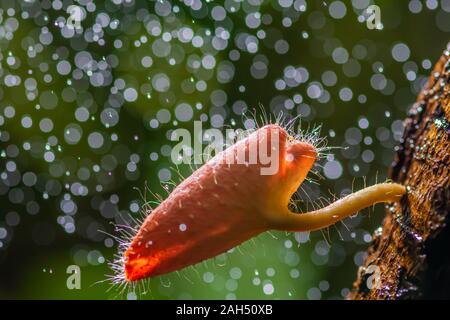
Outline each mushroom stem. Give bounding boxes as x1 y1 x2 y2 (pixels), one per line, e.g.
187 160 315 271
272 183 406 232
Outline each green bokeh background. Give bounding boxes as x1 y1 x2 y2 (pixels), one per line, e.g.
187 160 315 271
0 0 449 299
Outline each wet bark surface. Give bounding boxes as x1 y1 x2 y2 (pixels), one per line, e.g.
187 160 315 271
349 48 450 300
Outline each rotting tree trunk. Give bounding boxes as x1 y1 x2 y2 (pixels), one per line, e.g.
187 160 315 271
349 47 450 300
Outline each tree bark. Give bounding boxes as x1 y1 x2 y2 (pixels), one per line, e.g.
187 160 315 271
349 47 450 300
